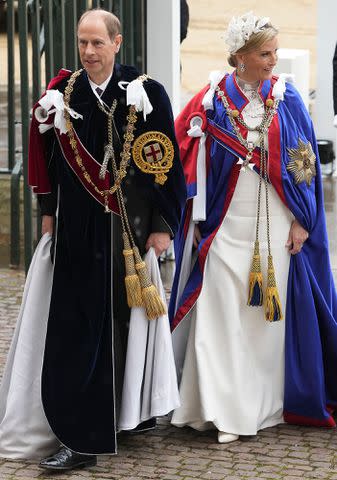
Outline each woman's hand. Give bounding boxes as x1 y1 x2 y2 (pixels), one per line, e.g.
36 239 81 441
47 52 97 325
285 219 309 255
42 215 54 236
193 224 202 248
146 232 171 257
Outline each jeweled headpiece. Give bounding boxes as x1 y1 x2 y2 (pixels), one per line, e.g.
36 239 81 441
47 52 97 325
224 11 270 54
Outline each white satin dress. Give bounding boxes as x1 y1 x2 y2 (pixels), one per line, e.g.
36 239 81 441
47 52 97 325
172 81 294 435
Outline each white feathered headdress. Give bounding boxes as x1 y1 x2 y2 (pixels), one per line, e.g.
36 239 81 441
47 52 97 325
224 11 270 54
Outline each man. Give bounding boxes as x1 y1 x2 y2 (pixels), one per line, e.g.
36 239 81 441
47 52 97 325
27 8 186 470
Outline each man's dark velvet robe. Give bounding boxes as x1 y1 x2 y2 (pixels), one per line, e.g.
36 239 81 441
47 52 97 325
29 65 186 454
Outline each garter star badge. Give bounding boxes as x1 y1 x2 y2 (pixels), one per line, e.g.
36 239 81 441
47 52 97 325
132 131 174 184
286 139 316 186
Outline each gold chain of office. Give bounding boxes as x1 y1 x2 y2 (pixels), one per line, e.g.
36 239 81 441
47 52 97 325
63 69 150 201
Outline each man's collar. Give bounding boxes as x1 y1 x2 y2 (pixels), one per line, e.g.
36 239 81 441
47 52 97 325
87 71 113 94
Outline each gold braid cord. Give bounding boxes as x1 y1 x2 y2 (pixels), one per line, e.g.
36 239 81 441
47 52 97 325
216 85 283 322
63 69 138 211
63 70 166 320
113 160 166 320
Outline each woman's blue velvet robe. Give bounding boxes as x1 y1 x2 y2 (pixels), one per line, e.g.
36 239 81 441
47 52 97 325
170 72 337 428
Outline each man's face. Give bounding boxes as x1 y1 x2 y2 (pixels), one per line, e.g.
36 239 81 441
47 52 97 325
77 15 122 84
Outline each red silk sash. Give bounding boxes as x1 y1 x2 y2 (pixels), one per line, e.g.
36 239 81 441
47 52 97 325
55 128 119 215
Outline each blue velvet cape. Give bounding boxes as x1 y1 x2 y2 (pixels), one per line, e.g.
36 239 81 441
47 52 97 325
170 72 337 427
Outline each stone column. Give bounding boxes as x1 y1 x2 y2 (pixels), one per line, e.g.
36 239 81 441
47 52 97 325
146 0 180 117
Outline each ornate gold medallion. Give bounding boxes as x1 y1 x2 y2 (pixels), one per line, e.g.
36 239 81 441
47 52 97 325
132 131 174 184
286 139 316 186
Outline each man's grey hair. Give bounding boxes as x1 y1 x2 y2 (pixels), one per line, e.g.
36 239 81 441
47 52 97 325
78 9 121 41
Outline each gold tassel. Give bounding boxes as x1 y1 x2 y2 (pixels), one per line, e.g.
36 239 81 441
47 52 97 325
247 241 264 306
265 255 283 322
122 232 142 307
141 285 167 320
133 246 167 320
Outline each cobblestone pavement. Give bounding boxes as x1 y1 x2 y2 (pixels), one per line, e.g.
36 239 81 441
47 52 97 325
1 268 337 480
0 178 337 480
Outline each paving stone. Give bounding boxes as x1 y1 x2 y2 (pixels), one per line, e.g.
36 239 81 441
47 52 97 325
221 476 244 480
310 461 333 469
282 477 308 480
288 465 314 472
259 474 282 479
233 463 256 471
200 473 227 480
209 462 234 469
159 476 183 480
234 470 258 478
302 471 332 479
256 465 280 473
183 478 203 480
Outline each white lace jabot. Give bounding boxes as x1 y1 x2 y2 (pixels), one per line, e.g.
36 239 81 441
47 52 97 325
236 76 268 150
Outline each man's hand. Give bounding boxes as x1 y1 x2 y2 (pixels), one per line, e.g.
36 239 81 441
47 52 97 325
285 219 309 255
145 232 171 257
42 215 54 236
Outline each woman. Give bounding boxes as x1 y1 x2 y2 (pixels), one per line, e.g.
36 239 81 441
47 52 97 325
169 12 337 443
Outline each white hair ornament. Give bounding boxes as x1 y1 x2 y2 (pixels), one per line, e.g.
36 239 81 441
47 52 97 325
224 11 270 54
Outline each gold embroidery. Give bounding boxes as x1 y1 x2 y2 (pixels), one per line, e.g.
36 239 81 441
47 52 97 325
132 131 174 185
287 139 316 186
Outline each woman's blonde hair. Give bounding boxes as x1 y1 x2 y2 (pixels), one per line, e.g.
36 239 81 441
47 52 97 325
227 23 278 68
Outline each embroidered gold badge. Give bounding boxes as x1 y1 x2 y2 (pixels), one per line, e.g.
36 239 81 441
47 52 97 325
132 131 174 184
286 139 316 186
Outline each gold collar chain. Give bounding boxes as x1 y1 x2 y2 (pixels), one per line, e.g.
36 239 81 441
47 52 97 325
215 85 279 164
63 69 139 207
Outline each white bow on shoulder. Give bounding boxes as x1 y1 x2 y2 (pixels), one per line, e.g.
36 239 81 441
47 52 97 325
36 89 82 134
118 79 153 121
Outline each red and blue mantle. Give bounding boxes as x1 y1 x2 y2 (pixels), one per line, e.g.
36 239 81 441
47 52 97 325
169 71 337 428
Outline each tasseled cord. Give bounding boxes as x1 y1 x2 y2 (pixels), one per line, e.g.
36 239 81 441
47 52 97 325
133 246 167 320
246 129 283 321
265 255 283 321
122 232 142 307
119 193 166 320
247 240 263 306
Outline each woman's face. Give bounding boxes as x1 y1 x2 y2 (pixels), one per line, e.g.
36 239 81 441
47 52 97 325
236 36 279 83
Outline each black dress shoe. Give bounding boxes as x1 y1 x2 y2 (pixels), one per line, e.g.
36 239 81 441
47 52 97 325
126 417 157 434
39 446 97 471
